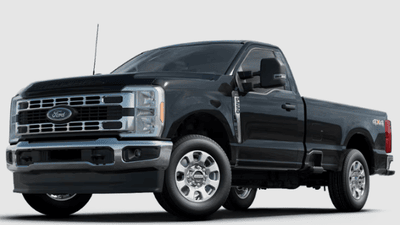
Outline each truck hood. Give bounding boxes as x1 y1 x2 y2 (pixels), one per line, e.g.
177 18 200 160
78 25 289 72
20 72 221 98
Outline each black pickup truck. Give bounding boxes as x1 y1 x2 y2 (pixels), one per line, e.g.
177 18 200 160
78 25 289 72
7 41 394 218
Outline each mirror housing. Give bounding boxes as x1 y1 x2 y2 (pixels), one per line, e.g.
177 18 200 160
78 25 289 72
238 71 253 79
260 58 286 88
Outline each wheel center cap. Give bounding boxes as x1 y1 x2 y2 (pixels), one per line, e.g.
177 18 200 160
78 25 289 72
193 171 204 182
186 167 206 187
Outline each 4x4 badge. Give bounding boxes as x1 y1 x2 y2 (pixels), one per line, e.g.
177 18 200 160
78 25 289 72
47 107 73 122
372 119 384 127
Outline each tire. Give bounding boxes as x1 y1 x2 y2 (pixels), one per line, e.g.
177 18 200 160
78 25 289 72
23 193 92 217
328 149 370 212
154 135 231 219
223 186 257 211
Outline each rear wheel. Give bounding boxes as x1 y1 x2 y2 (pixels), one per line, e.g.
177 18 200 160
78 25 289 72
223 186 257 211
154 135 231 218
23 193 92 217
328 149 370 212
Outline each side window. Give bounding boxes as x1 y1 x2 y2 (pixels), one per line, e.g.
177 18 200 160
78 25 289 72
238 48 285 92
274 51 291 91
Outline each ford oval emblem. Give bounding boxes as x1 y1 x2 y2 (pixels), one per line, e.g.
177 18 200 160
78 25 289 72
47 107 73 122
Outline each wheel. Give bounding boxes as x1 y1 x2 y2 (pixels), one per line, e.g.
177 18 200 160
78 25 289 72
223 186 257 211
328 149 370 212
154 135 231 218
23 193 92 217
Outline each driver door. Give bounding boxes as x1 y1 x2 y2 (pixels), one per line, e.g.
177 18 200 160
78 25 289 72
235 48 304 170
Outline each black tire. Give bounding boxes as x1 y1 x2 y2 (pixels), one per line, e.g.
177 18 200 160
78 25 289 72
23 193 92 217
223 186 257 211
154 135 231 219
328 149 370 212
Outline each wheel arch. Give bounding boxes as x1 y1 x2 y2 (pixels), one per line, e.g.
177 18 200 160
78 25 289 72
166 110 235 162
343 128 375 174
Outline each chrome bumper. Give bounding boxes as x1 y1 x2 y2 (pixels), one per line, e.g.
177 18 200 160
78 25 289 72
6 138 173 172
385 155 395 176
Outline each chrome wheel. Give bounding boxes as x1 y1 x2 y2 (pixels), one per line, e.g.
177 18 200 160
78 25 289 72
234 187 252 199
348 161 366 200
328 149 370 212
175 150 220 202
46 193 77 201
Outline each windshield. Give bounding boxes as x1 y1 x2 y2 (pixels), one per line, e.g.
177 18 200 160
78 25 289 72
111 43 242 75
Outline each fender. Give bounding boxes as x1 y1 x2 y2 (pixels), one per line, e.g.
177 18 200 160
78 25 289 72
341 128 375 172
343 128 375 148
157 77 237 143
165 109 235 143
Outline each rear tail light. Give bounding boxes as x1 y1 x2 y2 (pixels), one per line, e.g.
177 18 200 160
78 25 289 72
385 120 392 153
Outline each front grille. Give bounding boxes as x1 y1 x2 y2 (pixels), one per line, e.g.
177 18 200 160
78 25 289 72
18 106 123 125
14 93 135 136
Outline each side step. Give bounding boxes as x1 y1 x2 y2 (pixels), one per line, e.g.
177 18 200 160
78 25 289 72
305 150 325 174
312 166 324 174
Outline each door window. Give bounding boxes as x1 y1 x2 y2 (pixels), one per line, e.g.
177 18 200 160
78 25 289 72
238 48 289 92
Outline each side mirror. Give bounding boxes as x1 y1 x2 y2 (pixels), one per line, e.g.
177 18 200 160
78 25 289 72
260 58 286 88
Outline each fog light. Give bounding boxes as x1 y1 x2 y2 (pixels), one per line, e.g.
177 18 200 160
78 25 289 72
122 147 160 162
123 148 142 162
134 149 141 158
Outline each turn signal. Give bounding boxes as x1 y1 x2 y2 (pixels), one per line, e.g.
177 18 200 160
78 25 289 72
160 102 165 123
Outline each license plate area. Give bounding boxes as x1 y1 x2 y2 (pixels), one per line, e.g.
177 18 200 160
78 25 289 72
16 148 114 166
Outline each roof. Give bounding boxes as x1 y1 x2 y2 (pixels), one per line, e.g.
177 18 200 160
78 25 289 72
156 40 278 49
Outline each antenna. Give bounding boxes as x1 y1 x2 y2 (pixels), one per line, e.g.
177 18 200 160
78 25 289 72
92 24 99 75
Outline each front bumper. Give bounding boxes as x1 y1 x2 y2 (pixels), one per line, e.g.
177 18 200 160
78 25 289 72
6 138 173 193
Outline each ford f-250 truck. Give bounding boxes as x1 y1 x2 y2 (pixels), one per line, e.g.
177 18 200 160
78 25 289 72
7 41 394 218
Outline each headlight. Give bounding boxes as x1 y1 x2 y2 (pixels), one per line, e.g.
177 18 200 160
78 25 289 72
121 86 165 137
136 89 162 135
9 95 22 144
137 116 155 134
138 91 155 107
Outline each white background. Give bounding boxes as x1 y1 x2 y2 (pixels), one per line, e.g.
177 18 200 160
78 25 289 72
0 0 398 224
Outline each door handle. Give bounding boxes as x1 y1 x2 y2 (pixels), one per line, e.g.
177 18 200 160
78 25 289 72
282 103 296 111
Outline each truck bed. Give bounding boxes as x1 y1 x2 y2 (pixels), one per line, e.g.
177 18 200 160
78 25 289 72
303 97 387 172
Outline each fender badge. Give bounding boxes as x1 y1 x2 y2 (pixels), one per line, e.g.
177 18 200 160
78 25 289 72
372 119 384 127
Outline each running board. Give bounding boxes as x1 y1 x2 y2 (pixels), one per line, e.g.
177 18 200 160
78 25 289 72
312 166 325 174
304 150 325 174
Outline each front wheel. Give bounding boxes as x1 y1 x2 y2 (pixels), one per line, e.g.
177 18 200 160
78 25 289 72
223 186 257 211
23 193 92 217
328 149 370 212
154 135 231 218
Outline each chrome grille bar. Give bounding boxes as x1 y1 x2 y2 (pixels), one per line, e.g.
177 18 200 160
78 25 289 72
17 93 134 112
17 117 132 134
